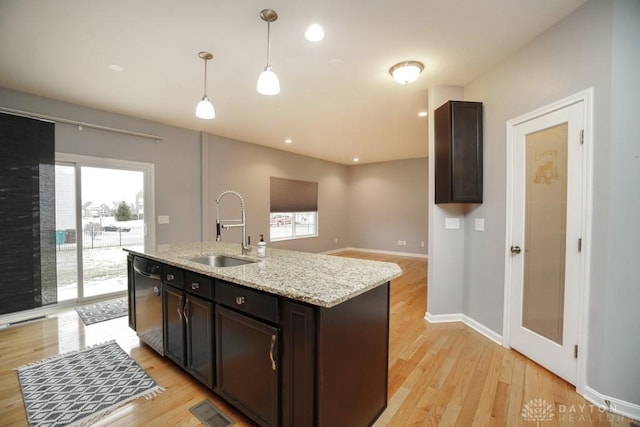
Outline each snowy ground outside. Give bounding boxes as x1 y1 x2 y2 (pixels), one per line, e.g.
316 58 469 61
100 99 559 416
56 218 143 301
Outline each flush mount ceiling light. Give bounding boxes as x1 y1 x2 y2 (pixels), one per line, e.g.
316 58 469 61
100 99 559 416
257 9 280 96
389 60 424 84
195 51 215 119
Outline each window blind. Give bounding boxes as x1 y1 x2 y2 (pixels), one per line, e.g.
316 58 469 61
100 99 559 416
270 177 318 212
0 112 57 314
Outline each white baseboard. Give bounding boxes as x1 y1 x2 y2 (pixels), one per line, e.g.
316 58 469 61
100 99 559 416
325 246 428 259
582 386 640 422
425 312 503 346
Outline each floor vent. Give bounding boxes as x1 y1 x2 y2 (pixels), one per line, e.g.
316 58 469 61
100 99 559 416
189 400 233 427
5 315 48 328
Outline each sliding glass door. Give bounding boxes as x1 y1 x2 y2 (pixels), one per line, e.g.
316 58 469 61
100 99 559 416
55 155 154 302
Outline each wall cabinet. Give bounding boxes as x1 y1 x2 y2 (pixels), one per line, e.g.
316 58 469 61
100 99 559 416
434 100 483 203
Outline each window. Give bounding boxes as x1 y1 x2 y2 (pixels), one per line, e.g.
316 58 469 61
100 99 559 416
270 177 318 241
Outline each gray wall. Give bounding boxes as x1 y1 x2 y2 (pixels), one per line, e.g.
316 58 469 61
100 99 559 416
426 0 638 406
204 133 349 254
1 87 427 257
427 86 466 316
603 0 640 405
0 87 203 245
347 158 428 255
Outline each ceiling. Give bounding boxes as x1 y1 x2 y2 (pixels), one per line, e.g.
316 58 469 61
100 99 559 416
0 0 587 165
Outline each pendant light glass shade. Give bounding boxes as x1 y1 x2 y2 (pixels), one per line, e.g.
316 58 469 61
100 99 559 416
257 66 280 95
389 61 424 84
196 95 215 119
258 9 280 96
196 51 215 119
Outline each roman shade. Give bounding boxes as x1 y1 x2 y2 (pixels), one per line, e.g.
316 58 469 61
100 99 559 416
270 177 318 213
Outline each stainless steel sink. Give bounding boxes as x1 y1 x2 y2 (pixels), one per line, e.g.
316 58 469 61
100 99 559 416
185 254 258 267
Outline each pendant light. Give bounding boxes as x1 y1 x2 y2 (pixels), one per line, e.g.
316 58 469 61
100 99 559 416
195 51 215 119
257 9 280 95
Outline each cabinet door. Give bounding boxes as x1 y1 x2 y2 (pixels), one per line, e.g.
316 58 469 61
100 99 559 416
185 294 214 389
215 305 279 427
434 100 483 203
163 285 185 366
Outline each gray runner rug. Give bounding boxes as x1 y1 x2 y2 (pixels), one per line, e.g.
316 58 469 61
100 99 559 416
75 297 128 325
16 340 163 427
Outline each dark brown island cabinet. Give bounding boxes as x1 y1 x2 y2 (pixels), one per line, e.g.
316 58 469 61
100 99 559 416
434 100 484 204
128 254 391 427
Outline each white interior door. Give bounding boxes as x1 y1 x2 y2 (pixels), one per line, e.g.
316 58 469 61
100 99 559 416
507 99 584 385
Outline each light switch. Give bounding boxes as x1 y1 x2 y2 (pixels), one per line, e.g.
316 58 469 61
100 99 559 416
445 217 460 229
475 218 485 231
158 215 170 224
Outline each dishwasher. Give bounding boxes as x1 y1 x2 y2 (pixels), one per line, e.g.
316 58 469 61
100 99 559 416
133 256 164 355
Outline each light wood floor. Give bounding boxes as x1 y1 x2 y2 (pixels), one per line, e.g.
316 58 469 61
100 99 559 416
0 251 634 426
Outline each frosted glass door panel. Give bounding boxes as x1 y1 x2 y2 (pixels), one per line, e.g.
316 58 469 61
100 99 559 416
522 123 568 345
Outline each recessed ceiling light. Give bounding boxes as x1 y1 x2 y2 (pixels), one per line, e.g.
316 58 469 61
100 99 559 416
418 111 428 117
284 139 293 144
353 157 360 162
305 24 325 42
109 64 124 72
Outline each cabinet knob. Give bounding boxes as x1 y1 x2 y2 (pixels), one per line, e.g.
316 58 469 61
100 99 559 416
235 296 246 305
510 245 522 254
191 282 200 290
167 274 175 281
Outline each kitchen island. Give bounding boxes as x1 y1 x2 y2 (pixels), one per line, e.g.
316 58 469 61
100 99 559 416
126 242 402 427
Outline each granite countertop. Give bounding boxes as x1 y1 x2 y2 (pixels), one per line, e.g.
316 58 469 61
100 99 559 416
125 241 403 308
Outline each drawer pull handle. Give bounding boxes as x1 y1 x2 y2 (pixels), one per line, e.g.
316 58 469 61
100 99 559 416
167 274 175 281
269 334 277 371
191 282 200 290
235 296 246 305
177 296 183 321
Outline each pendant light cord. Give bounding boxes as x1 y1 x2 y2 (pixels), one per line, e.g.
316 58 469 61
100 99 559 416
203 59 208 96
266 20 271 67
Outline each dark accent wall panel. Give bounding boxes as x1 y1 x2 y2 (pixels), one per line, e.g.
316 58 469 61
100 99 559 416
0 113 56 314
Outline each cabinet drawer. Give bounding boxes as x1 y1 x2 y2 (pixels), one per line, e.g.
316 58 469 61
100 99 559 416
216 280 278 323
163 265 184 289
185 272 214 300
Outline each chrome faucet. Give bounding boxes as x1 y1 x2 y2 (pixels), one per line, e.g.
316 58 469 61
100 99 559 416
215 190 251 255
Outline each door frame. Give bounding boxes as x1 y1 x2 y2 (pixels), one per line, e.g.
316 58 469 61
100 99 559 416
502 88 593 394
56 152 156 301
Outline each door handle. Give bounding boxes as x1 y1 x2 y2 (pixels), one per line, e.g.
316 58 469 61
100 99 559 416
510 245 522 254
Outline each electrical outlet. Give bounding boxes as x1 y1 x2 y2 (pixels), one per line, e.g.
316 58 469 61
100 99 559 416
397 240 403 246
475 218 485 231
420 241 425 247
334 237 338 244
158 215 169 224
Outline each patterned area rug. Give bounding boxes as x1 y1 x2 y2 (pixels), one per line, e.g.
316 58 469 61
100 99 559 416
75 298 128 325
16 340 163 427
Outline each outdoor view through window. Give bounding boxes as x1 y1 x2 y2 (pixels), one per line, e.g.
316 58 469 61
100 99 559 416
55 165 144 301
